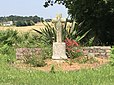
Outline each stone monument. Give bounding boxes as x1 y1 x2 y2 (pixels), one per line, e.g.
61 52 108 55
52 14 67 59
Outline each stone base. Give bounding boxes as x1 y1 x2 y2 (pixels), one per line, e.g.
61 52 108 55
52 42 67 60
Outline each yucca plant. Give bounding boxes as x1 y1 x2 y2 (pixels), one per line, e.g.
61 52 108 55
33 22 56 45
33 20 90 45
62 19 90 42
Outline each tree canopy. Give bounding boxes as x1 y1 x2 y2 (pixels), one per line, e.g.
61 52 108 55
44 0 114 46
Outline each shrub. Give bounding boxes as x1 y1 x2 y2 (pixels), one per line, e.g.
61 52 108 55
17 32 41 48
23 48 52 67
27 55 46 67
41 46 52 59
110 47 114 66
23 53 46 67
0 29 19 46
64 38 83 59
0 44 10 54
0 44 16 64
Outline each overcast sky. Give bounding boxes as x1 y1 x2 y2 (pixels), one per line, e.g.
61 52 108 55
0 0 68 19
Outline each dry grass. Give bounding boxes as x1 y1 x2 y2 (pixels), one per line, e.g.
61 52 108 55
0 22 71 33
0 22 53 33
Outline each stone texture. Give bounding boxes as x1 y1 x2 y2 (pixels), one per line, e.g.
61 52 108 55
52 14 67 60
16 48 41 60
52 42 67 59
82 46 111 58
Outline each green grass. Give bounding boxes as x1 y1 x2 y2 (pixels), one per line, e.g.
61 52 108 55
0 54 114 85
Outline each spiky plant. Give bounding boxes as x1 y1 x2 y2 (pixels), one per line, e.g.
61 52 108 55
33 20 90 45
33 22 56 45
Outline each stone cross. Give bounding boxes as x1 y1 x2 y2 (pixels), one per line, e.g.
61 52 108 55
52 14 67 60
52 14 66 43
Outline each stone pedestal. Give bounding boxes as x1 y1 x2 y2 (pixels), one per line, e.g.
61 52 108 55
52 42 67 59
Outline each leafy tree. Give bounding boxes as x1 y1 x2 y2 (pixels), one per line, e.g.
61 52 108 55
0 15 43 24
15 20 35 27
44 0 114 45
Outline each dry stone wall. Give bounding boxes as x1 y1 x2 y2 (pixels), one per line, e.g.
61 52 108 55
16 46 111 60
82 46 111 58
16 48 42 60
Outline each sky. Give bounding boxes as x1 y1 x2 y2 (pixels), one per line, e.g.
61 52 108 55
0 0 68 19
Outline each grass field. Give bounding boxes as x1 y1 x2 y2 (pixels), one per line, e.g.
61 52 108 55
0 54 114 85
0 23 114 85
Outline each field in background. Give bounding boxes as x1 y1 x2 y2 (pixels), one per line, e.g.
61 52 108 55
0 22 52 32
0 22 71 33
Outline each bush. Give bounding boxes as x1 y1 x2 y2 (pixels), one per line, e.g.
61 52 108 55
23 51 46 67
16 32 42 48
110 47 114 66
41 46 52 59
0 44 16 64
26 55 46 67
0 29 19 46
64 38 83 59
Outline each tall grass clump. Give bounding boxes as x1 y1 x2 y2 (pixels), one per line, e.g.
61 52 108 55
110 46 114 66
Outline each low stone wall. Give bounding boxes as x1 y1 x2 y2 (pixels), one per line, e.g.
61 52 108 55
16 46 111 60
82 46 111 58
16 48 42 60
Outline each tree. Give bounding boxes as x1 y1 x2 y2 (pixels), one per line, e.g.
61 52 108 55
44 0 114 45
0 15 43 23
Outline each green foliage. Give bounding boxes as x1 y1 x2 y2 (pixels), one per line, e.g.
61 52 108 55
25 54 46 67
0 44 11 54
22 47 52 67
33 22 56 45
33 21 89 45
50 65 55 73
0 29 19 46
62 20 90 42
0 15 43 23
18 32 41 48
0 56 114 85
67 49 82 59
110 47 114 66
15 20 35 27
83 37 95 46
0 44 16 64
45 0 114 45
23 52 46 67
88 37 95 46
41 46 52 59
0 29 41 48
76 56 98 64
